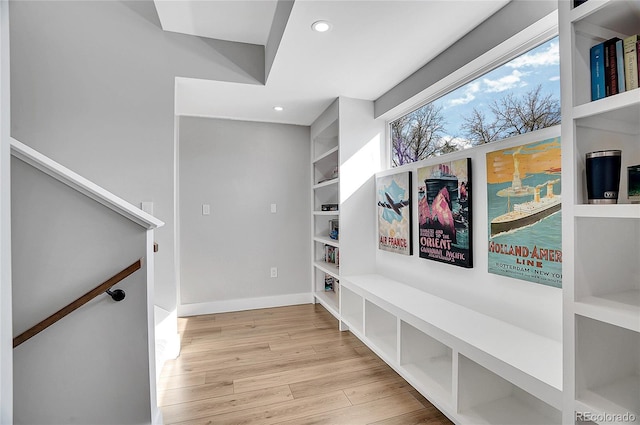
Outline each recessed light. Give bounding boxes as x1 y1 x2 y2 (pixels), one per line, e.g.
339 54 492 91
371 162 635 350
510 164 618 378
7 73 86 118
274 106 284 112
311 20 332 33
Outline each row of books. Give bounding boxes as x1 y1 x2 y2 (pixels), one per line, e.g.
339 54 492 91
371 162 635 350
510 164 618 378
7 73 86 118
324 274 339 292
324 245 339 266
590 35 639 101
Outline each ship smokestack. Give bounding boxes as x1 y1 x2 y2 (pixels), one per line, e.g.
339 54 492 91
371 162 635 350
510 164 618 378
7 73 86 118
547 182 554 198
534 187 541 202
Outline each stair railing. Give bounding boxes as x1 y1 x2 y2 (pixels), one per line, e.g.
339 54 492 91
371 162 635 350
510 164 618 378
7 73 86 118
13 258 143 348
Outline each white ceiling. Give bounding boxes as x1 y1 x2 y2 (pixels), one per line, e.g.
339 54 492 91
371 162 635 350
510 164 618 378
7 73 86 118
154 0 279 45
157 0 510 126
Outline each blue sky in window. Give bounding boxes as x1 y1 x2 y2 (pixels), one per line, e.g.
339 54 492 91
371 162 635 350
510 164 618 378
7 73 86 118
433 36 560 147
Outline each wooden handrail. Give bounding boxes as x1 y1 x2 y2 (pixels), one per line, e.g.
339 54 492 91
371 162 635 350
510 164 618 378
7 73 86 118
13 259 143 348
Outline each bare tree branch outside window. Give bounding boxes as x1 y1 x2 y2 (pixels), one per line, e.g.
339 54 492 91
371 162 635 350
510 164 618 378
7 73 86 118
390 37 560 166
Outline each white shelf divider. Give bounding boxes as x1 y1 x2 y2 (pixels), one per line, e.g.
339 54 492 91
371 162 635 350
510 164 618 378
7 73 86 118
313 261 339 278
575 289 640 333
573 204 640 219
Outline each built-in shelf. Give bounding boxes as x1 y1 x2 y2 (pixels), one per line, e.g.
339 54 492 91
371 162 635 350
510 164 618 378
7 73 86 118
364 300 397 363
313 177 339 190
573 204 640 219
575 316 640 424
340 285 363 334
313 145 339 164
570 0 640 34
576 376 640 425
313 210 339 216
313 290 339 318
313 235 339 248
458 355 561 425
573 89 640 122
341 275 562 409
575 289 640 332
400 321 452 406
313 260 339 277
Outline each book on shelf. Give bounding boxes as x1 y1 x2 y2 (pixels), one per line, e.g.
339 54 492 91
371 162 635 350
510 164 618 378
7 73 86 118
324 244 339 266
615 39 626 93
321 204 338 211
590 35 639 101
590 42 605 101
624 35 640 91
324 274 338 292
329 219 339 240
604 37 620 97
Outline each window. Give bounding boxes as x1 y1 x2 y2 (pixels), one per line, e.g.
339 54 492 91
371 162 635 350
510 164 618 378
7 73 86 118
391 36 560 167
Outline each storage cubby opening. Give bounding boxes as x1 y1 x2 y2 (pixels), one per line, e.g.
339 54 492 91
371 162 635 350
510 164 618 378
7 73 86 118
575 316 640 420
313 149 339 185
341 286 363 333
314 266 338 292
364 300 397 361
574 217 640 302
400 321 453 400
314 240 339 266
314 215 339 240
313 184 339 212
313 266 339 315
458 355 562 425
573 126 640 206
312 119 339 160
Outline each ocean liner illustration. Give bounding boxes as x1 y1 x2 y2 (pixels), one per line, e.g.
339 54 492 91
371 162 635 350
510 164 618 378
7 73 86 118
490 179 561 236
490 148 561 237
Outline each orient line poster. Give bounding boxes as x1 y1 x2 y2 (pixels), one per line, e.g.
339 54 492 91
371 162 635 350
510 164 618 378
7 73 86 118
417 159 472 268
486 137 562 287
377 171 412 255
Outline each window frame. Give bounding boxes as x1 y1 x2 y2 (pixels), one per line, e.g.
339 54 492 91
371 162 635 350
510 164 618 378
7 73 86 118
385 12 559 168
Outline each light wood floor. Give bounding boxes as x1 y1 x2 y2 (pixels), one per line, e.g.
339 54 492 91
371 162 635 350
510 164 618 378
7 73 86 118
158 303 453 425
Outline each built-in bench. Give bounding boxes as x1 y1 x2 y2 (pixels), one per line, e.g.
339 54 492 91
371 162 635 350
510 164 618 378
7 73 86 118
340 274 562 425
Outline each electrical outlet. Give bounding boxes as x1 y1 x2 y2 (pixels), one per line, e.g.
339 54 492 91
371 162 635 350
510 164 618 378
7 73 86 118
270 267 278 278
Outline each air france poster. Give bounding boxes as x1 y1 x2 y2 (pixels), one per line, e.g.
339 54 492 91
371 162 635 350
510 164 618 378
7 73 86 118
377 171 412 255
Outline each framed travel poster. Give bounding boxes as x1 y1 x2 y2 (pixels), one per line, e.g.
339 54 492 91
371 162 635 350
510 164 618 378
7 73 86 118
377 171 412 255
417 158 472 268
486 136 562 288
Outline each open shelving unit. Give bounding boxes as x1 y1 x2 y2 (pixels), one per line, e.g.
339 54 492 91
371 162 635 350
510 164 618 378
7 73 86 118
309 97 383 323
559 0 640 423
400 321 453 406
310 104 340 319
340 274 563 425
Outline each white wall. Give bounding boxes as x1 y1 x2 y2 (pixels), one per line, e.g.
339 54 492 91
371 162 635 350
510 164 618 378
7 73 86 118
338 97 385 276
374 126 563 342
0 0 11 422
9 0 265 329
11 157 152 424
178 117 311 315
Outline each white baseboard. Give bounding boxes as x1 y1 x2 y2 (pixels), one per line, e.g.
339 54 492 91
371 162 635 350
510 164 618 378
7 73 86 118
151 403 163 425
178 292 314 317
